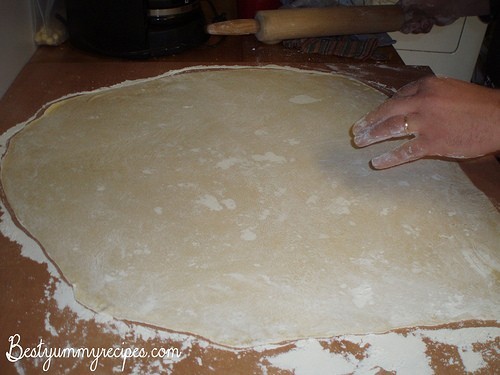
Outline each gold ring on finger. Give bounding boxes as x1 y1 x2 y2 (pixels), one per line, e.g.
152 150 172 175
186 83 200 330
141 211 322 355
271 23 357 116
404 115 411 135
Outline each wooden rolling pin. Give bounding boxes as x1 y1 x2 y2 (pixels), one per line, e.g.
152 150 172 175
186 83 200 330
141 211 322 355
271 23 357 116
207 5 404 44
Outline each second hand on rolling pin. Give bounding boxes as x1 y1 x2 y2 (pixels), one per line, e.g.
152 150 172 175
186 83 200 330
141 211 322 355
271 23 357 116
206 5 404 44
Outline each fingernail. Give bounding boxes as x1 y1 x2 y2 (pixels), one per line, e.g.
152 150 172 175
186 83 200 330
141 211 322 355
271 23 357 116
371 153 393 169
352 117 367 135
353 132 368 147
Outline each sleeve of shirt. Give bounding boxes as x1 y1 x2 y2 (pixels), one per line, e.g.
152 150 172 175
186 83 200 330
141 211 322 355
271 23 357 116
480 0 499 22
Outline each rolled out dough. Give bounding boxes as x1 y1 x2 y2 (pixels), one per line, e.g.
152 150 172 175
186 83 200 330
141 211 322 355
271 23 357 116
1 66 499 347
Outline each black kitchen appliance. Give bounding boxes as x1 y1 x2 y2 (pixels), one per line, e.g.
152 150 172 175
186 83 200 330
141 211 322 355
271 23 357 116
65 0 209 58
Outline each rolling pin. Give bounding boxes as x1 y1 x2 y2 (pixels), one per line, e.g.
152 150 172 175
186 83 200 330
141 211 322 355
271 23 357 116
207 5 404 44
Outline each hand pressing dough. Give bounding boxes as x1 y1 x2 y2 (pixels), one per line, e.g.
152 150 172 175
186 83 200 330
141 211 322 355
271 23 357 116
1 66 499 347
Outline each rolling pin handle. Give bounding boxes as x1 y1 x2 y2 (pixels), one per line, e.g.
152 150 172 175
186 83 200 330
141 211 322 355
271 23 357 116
206 19 260 36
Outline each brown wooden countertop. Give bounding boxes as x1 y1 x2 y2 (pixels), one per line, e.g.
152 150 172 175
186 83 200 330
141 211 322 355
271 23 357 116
0 36 498 374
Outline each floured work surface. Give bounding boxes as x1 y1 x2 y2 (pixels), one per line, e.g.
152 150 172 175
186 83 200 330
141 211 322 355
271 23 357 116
1 66 498 347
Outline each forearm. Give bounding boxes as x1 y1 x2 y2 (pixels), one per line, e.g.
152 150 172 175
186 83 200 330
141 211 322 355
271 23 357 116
401 0 490 17
400 0 491 33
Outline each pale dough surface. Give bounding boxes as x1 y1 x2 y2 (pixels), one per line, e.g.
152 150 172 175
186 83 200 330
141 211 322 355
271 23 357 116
2 67 499 347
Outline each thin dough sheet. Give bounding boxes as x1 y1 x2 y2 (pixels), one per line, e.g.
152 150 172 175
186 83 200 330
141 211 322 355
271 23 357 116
1 66 499 347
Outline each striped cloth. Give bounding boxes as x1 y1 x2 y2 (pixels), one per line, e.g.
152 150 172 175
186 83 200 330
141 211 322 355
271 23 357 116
283 35 380 59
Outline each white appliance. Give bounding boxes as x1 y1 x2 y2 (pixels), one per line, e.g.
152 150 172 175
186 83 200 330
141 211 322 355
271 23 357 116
389 16 488 81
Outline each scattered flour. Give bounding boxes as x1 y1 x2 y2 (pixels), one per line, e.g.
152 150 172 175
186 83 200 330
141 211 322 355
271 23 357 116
289 95 322 105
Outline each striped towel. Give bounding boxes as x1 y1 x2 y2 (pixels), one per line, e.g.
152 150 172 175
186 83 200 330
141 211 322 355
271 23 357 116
283 32 395 60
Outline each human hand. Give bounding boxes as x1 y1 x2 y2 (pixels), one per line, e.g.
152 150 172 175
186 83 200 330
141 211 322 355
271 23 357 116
400 0 490 33
351 76 500 169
